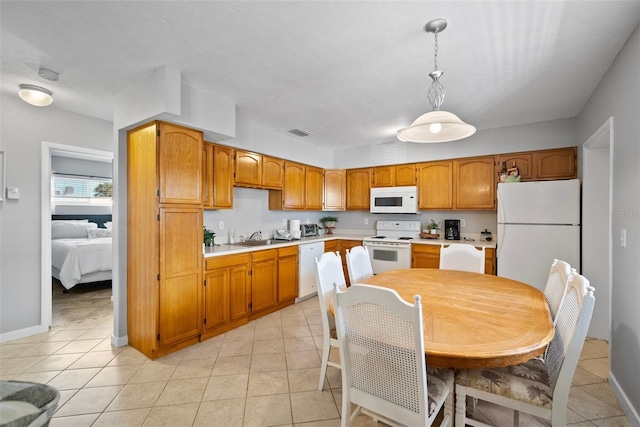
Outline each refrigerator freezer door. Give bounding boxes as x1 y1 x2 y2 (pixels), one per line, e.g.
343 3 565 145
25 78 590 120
497 223 580 292
497 179 580 225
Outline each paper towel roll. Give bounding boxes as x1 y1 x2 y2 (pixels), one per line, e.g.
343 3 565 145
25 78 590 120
289 219 301 235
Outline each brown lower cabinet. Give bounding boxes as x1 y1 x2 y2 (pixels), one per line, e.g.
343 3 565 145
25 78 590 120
278 246 299 302
321 238 363 285
202 247 298 341
411 244 496 275
338 239 363 285
203 254 251 340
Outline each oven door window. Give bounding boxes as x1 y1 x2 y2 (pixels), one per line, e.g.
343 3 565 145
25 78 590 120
371 248 398 262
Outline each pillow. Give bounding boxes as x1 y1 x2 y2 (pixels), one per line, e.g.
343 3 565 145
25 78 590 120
87 228 112 239
103 221 113 229
51 222 98 239
52 219 88 224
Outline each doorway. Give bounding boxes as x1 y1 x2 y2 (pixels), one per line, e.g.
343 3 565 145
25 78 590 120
582 117 613 341
41 142 113 328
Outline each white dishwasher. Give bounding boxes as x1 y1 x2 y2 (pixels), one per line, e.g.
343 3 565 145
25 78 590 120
297 241 324 302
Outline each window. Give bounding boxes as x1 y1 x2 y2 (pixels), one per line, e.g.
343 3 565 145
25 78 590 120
52 174 112 206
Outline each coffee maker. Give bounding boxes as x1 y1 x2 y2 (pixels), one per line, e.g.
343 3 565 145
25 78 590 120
444 219 461 240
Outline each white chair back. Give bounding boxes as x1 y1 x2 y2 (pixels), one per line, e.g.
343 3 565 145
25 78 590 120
345 245 374 283
439 243 485 273
314 251 347 390
454 272 595 427
334 284 431 426
546 273 595 394
543 259 573 325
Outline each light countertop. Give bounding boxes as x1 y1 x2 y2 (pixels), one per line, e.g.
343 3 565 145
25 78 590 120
411 238 496 249
203 234 367 258
203 233 495 258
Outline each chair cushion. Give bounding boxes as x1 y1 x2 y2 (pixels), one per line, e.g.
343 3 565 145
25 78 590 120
455 358 552 409
427 367 454 415
329 327 338 340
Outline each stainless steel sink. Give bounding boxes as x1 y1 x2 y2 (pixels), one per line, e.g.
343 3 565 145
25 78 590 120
232 239 281 247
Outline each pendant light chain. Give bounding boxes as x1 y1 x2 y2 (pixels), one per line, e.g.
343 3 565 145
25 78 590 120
427 28 445 111
433 31 439 72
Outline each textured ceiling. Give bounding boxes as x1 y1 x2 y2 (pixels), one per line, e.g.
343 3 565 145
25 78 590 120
1 1 639 150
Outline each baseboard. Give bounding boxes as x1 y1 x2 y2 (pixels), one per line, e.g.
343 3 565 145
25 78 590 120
0 323 49 344
111 334 128 348
609 372 640 426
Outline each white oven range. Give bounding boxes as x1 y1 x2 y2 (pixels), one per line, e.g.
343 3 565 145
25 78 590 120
362 220 421 274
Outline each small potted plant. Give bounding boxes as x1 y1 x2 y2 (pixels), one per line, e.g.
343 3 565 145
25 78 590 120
319 216 339 235
426 219 440 235
203 227 216 246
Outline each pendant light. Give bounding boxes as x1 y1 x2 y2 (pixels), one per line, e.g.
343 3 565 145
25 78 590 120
397 18 475 143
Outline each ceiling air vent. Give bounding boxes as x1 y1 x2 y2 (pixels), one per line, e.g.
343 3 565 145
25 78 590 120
287 128 312 137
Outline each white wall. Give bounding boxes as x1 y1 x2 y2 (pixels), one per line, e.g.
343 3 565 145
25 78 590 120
0 95 113 336
577 24 640 421
219 110 333 168
332 117 577 168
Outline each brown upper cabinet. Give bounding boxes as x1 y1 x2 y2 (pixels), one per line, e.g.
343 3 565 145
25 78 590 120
532 147 576 180
372 164 416 187
454 156 496 210
305 165 324 210
346 168 372 210
417 161 453 210
158 122 203 205
234 150 284 189
268 162 323 210
203 142 234 209
497 147 576 182
234 150 262 187
496 152 533 181
262 156 285 189
323 169 346 211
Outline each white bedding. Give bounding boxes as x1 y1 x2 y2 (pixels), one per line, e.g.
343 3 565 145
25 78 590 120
51 237 112 289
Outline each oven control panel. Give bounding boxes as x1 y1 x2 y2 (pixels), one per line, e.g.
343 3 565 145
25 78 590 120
375 220 421 232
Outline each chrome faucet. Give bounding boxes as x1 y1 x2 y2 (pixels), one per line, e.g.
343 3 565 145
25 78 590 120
249 231 262 241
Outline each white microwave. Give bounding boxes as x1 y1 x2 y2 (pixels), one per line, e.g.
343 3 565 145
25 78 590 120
370 186 420 214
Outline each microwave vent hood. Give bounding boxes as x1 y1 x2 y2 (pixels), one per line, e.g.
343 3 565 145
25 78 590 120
370 186 420 214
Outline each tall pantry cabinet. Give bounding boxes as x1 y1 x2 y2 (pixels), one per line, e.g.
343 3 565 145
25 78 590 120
128 121 204 359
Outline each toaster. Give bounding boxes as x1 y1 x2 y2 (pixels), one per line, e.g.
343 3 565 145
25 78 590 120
300 223 319 237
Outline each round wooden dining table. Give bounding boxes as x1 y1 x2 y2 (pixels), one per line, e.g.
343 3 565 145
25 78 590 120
353 268 554 369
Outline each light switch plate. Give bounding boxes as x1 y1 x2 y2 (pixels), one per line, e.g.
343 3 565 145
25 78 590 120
7 187 19 200
218 220 224 230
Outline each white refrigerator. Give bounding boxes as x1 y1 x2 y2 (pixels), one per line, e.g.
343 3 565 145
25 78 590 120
497 179 581 292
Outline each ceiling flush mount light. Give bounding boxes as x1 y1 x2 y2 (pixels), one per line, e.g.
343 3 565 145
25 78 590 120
18 84 53 107
397 18 476 143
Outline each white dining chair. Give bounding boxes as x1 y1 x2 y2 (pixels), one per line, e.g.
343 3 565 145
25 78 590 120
314 250 347 391
455 273 595 427
345 245 374 284
543 259 574 325
333 283 453 427
439 243 485 273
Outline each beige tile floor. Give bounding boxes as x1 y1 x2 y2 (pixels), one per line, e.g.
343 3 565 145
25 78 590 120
0 281 631 426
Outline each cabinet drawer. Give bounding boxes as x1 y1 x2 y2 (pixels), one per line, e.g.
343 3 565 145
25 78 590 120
278 245 298 257
251 248 278 261
205 254 250 270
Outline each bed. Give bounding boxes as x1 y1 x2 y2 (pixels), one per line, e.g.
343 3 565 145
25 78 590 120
51 215 112 291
